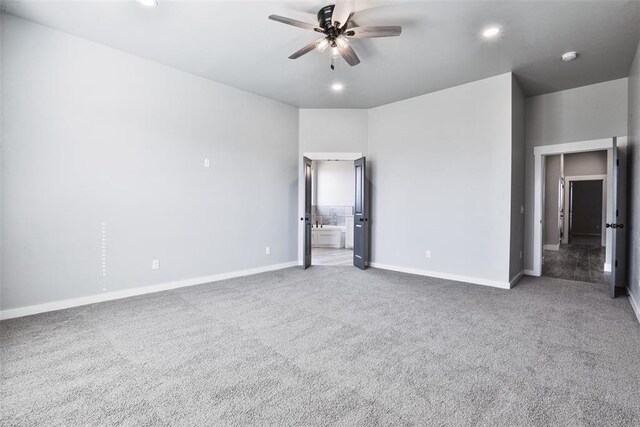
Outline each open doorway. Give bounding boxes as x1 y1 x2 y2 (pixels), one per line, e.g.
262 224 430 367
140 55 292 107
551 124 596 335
542 151 609 285
567 179 604 246
310 160 354 265
533 137 626 298
300 153 369 270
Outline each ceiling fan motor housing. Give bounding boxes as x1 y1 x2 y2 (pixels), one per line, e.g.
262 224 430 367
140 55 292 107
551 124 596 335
317 5 335 30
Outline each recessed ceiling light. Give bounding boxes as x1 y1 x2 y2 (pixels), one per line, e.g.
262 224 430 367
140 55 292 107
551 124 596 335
562 51 578 62
137 0 157 8
482 26 501 38
331 83 344 92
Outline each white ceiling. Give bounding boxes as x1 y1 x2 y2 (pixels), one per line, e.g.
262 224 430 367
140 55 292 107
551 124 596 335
2 0 640 108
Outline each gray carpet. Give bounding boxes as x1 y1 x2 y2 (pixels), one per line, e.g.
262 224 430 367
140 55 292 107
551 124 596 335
2 266 640 426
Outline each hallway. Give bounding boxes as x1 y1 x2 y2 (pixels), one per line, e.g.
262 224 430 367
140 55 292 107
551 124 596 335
543 240 608 284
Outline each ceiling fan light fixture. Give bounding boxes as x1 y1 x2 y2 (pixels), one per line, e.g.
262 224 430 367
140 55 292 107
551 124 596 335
335 36 350 51
315 39 329 52
136 0 158 8
269 3 402 69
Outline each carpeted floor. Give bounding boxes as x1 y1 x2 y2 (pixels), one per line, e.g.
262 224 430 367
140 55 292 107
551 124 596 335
2 266 640 426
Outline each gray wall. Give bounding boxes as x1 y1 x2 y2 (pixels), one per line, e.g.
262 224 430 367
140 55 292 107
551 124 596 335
628 41 640 304
564 151 608 176
544 155 561 246
0 14 3 305
1 16 299 311
368 73 514 283
314 161 354 207
524 78 629 271
299 109 368 155
509 76 525 280
297 109 367 262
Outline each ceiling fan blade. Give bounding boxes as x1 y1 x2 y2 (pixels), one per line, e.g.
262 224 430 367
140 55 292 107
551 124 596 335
338 43 360 66
331 0 354 29
289 39 323 59
345 26 402 38
269 15 322 32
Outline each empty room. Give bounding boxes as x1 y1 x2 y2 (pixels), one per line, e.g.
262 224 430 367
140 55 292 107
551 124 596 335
1 0 640 425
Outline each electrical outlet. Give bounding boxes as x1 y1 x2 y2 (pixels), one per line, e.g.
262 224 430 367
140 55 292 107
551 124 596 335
266 246 271 255
204 158 211 168
152 259 160 270
520 205 524 214
425 250 431 258
520 251 523 259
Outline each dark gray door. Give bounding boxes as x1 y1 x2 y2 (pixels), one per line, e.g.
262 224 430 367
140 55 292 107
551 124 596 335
608 139 626 297
569 180 602 238
353 157 369 270
302 157 312 269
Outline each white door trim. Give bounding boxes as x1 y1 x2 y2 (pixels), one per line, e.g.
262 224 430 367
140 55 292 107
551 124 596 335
532 138 614 276
563 175 607 246
303 152 363 161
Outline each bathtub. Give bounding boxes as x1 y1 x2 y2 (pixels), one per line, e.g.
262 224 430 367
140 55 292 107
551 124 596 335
312 225 346 248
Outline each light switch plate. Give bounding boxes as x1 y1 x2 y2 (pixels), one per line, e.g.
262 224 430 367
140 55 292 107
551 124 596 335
425 250 431 258
266 246 271 255
204 158 211 168
152 259 160 270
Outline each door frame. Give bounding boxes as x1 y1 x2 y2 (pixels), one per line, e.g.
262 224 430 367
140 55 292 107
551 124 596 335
298 152 363 266
532 138 615 276
563 175 606 247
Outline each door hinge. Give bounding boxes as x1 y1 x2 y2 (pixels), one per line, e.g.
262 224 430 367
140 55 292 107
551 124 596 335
616 209 619 217
616 159 619 166
615 260 618 267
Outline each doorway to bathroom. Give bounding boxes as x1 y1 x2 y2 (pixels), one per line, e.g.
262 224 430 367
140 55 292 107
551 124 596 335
310 159 355 266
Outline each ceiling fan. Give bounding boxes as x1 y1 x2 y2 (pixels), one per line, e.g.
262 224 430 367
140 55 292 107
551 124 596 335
269 0 402 70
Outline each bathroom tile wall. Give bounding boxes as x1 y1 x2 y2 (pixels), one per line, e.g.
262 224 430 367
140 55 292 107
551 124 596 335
312 206 354 226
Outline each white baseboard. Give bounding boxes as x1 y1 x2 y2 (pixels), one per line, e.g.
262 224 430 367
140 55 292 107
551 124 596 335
604 263 611 272
369 262 511 289
628 291 640 324
0 261 298 321
543 244 560 251
524 269 537 276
